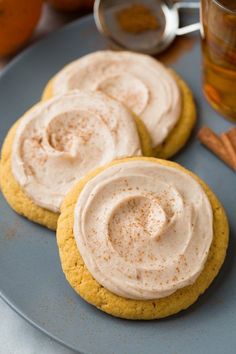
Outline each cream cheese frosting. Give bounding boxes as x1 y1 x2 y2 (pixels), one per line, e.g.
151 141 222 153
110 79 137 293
11 91 142 213
74 160 213 300
52 51 182 147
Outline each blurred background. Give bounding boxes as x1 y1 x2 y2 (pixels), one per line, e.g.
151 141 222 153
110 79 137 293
0 0 95 69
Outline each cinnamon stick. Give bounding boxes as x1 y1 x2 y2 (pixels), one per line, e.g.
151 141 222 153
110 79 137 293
198 126 236 171
221 132 236 170
225 127 236 150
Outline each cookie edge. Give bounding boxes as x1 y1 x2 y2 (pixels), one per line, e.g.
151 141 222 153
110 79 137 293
56 156 229 320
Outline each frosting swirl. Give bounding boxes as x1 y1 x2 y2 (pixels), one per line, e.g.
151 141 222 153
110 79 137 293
11 91 141 212
52 51 181 147
74 160 213 300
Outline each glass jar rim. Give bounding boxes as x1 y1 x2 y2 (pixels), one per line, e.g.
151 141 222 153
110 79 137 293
213 0 236 14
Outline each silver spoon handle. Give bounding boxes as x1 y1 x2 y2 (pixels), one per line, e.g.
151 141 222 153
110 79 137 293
174 1 200 36
176 22 201 35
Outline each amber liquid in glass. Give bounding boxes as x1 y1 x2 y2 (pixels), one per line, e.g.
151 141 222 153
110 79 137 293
201 0 236 121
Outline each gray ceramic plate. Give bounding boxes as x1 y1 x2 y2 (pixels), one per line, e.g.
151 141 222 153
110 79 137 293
0 14 235 354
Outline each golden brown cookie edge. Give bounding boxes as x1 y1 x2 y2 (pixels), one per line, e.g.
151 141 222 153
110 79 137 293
56 156 229 320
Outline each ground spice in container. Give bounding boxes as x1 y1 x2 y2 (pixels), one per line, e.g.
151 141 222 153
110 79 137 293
116 3 159 34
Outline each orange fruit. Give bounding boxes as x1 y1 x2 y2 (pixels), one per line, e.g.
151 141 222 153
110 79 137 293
47 0 94 12
0 0 42 57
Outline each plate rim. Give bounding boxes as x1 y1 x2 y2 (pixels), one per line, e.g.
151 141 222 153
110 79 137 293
0 13 95 83
0 291 83 353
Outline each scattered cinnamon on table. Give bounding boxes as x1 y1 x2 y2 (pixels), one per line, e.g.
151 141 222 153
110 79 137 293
198 126 236 171
116 3 159 34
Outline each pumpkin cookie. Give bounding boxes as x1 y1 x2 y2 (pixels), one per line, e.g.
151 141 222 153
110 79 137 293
0 92 151 230
57 157 228 319
42 51 196 159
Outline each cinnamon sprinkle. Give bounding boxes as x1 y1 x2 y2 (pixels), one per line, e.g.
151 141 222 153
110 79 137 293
116 4 159 34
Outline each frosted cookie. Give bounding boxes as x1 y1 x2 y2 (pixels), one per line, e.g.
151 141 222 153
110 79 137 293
0 91 151 230
57 157 228 319
42 51 196 159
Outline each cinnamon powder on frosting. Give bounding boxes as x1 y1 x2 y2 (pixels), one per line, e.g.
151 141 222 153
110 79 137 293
116 4 159 34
